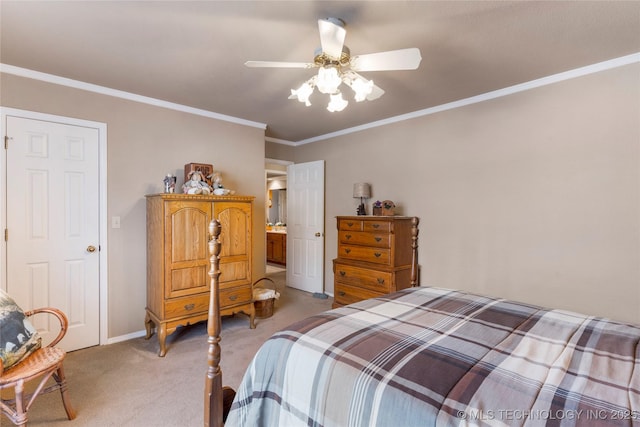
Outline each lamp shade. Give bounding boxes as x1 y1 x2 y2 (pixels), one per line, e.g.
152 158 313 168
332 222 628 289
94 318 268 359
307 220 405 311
353 182 371 198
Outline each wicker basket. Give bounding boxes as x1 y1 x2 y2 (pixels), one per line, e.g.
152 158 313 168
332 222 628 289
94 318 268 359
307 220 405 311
254 298 274 318
252 278 280 319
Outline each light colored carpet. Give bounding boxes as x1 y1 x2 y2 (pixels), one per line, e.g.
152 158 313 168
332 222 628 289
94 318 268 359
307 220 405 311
14 267 332 426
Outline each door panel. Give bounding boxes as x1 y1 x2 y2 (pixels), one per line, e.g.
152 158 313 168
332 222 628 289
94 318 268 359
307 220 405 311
286 160 325 293
6 116 100 350
215 202 252 287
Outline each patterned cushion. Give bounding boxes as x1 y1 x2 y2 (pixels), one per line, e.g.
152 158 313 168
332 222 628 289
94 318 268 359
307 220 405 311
0 289 41 371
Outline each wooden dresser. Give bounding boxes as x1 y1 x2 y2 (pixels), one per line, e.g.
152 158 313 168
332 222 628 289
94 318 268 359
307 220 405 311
333 216 419 308
145 193 255 356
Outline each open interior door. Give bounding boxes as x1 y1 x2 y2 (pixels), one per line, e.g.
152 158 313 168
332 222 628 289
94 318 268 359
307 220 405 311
286 160 325 294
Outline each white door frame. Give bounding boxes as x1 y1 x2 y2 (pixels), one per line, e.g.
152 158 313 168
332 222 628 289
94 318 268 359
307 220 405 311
0 107 108 346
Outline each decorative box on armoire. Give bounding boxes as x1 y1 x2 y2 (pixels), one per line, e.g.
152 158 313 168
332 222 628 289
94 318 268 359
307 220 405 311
332 216 419 309
144 193 255 356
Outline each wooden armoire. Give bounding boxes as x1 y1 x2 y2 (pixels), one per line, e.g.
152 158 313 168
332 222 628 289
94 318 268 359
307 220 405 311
144 193 254 356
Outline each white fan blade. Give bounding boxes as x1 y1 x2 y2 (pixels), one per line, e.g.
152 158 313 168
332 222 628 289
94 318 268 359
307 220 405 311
318 18 346 60
367 84 385 101
245 61 315 69
350 48 422 72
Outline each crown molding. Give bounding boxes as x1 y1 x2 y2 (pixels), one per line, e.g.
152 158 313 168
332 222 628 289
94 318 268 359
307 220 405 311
293 52 640 146
0 63 267 131
265 136 297 146
3 52 638 146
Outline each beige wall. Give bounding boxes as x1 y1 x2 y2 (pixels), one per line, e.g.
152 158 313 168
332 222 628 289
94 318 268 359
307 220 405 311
293 63 640 324
2 61 638 337
266 141 295 161
1 73 267 339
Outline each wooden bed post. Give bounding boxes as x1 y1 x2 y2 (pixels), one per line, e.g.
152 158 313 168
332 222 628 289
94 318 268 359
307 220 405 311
205 219 224 427
410 217 420 287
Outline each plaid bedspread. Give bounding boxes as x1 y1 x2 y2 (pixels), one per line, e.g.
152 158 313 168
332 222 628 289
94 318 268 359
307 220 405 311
226 287 640 426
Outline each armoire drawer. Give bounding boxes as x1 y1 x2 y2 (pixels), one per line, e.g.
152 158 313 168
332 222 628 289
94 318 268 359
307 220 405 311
165 293 210 318
220 286 252 306
334 263 392 293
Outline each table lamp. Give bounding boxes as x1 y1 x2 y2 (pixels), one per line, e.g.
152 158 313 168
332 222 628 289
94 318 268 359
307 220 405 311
353 183 371 216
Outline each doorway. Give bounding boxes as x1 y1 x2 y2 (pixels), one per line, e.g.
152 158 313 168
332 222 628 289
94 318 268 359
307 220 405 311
1 108 108 351
266 160 290 270
264 159 325 295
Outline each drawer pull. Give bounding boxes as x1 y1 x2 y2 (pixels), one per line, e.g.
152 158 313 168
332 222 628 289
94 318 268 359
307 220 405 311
346 222 354 227
184 303 195 311
339 271 346 276
377 278 385 284
338 291 346 297
344 248 351 254
229 295 238 301
374 252 381 257
345 234 352 239
374 237 382 242
372 224 380 228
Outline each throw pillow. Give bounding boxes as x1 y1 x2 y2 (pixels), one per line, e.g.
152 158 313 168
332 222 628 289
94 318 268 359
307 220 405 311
0 289 42 371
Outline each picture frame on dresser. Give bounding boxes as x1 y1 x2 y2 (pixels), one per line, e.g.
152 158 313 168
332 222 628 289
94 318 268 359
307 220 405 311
184 163 214 186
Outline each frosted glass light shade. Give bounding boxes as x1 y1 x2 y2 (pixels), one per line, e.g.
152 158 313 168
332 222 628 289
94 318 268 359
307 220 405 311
351 77 374 102
289 82 314 106
316 67 342 94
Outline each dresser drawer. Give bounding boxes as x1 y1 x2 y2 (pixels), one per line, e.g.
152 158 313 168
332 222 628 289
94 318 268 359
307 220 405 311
339 230 390 248
165 293 210 318
338 218 363 231
334 283 383 306
338 244 391 265
363 221 391 233
334 263 392 293
220 286 252 307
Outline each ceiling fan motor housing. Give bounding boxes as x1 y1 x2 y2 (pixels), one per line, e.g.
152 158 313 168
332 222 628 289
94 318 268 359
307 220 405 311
313 46 351 68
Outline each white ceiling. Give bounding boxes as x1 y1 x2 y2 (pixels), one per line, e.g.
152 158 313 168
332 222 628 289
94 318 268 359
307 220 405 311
1 1 639 143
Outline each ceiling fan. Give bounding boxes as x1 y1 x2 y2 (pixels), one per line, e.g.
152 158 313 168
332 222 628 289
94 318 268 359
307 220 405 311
245 18 422 112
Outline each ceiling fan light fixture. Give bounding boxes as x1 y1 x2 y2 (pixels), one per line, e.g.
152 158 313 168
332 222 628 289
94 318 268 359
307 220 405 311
349 77 374 102
289 80 314 106
253 17 421 113
327 92 348 112
316 66 342 94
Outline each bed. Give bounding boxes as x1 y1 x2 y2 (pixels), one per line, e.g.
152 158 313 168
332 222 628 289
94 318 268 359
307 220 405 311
227 287 640 426
205 221 640 426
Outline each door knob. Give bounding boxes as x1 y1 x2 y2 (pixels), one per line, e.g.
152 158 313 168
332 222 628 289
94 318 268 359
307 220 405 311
87 245 97 253
315 232 321 237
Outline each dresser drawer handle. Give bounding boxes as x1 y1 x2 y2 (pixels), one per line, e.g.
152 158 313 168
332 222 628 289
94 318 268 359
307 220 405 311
374 252 381 257
345 234 352 240
344 248 351 254
184 303 195 311
339 271 346 276
372 224 380 229
229 295 238 301
374 237 382 242
377 278 385 284
346 222 354 227
338 291 346 297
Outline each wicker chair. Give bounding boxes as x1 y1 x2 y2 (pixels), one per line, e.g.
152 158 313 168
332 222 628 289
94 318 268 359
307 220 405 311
0 308 76 426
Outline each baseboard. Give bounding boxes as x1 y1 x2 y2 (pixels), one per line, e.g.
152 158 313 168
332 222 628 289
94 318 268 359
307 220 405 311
106 329 147 345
